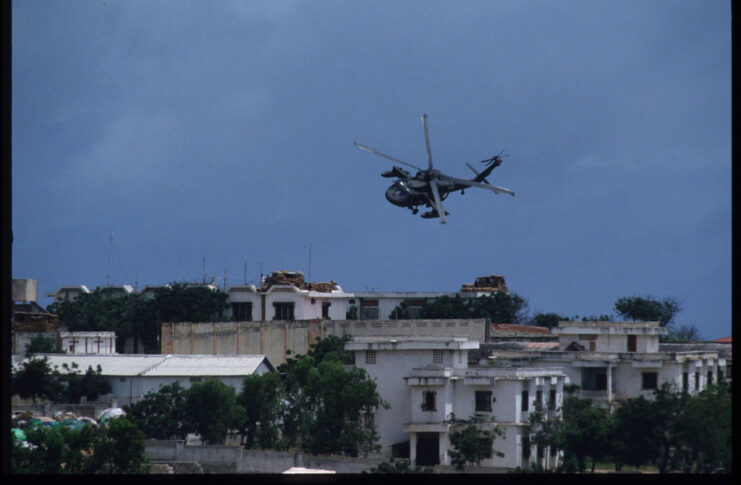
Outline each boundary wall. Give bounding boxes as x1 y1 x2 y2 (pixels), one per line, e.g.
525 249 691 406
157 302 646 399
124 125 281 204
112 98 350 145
161 319 488 366
145 440 387 473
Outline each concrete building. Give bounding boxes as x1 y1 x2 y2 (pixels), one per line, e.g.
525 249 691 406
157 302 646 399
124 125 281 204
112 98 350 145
162 318 488 367
345 336 566 470
484 321 722 408
12 278 115 357
12 353 274 407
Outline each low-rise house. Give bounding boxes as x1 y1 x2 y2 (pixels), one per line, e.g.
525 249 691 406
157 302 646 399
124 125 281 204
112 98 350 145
13 354 274 407
345 336 566 470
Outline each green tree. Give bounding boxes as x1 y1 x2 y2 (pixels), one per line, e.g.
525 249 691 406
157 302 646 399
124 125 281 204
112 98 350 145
11 425 83 473
125 382 189 440
25 333 59 356
276 336 387 456
307 334 354 365
12 419 149 474
446 415 504 471
557 396 611 473
613 296 680 327
389 293 528 324
529 312 568 329
152 283 228 323
12 356 65 403
673 383 731 473
302 359 387 456
85 417 150 473
237 372 283 448
48 283 229 354
610 396 661 470
60 363 112 403
184 378 238 444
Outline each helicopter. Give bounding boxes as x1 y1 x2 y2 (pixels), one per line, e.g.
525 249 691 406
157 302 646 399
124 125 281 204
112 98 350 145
353 113 514 224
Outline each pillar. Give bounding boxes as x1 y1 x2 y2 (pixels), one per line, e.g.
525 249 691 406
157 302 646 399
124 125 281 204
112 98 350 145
409 432 417 465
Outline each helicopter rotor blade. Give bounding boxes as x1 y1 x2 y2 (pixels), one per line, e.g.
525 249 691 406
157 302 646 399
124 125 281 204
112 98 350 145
466 162 484 178
445 175 515 196
353 142 426 172
421 114 434 171
429 179 447 224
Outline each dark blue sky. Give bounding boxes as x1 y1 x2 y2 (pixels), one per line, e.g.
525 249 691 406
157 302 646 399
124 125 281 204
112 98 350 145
12 1 731 338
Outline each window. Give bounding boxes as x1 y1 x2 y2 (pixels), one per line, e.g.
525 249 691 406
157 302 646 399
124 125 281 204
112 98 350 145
627 335 637 352
694 372 700 390
433 349 443 364
549 389 557 411
231 302 252 321
190 377 202 383
707 371 713 385
682 372 689 392
718 369 724 382
521 390 529 412
322 302 331 319
642 372 658 390
119 377 126 382
422 390 436 411
535 390 543 411
475 391 493 412
273 302 295 320
365 350 376 364
360 299 379 319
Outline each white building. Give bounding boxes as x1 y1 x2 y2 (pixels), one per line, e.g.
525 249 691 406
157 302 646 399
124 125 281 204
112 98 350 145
60 331 117 355
13 354 274 407
486 321 722 408
345 336 566 470
47 272 510 324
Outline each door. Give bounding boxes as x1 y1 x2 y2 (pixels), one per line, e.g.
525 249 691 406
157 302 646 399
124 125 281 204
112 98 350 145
416 432 440 466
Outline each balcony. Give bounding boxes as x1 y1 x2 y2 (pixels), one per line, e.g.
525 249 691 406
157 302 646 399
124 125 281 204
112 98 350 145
579 390 615 401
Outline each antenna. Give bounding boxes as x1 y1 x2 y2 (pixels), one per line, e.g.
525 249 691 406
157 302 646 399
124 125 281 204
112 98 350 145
223 269 227 289
243 262 247 285
202 257 206 284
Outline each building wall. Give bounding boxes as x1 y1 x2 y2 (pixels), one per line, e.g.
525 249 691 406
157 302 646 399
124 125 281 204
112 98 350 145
356 348 427 452
163 319 486 367
107 365 271 407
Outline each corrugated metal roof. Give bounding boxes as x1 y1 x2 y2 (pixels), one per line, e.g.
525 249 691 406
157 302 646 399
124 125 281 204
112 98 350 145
17 354 270 377
144 355 269 376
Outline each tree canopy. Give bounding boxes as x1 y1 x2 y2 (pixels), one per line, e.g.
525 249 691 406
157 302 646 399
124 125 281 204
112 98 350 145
389 293 528 324
125 382 189 440
12 417 150 474
184 378 239 445
530 383 731 473
613 296 680 327
47 283 229 353
276 337 388 456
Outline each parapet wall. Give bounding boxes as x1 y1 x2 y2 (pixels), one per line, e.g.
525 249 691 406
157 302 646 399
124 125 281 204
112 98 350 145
161 319 487 366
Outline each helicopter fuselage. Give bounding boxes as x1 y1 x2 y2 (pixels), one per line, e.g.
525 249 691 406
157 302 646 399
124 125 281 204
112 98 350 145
384 176 459 209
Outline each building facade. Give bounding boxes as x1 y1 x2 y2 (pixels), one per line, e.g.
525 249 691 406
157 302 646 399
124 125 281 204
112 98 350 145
345 337 565 470
485 321 722 408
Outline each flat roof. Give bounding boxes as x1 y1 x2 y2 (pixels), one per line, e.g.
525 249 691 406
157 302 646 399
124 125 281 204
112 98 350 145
14 354 273 377
346 336 479 351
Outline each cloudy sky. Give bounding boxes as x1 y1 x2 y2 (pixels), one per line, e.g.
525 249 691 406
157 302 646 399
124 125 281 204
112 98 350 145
12 1 731 339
